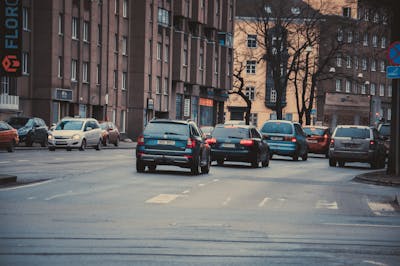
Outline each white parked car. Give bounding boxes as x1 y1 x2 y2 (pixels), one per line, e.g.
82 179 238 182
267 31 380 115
48 118 103 151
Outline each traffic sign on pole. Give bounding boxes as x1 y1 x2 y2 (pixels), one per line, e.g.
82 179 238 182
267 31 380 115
387 66 400 79
388 41 400 66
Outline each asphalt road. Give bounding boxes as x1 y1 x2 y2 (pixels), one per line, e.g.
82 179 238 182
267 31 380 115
0 149 399 265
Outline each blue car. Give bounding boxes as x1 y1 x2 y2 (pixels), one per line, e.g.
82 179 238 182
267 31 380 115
260 120 308 161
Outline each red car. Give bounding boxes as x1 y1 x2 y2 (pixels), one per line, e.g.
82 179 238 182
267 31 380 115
303 126 331 157
0 121 19 152
99 121 120 146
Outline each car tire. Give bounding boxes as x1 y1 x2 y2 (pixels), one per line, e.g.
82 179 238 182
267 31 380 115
48 147 55 151
66 147 72 151
7 140 15 152
338 161 345 167
136 159 145 173
251 156 259 168
148 165 156 172
329 158 337 167
302 152 308 161
79 139 86 151
262 154 270 167
95 139 102 151
191 155 201 175
114 137 119 147
201 155 210 174
292 154 299 161
269 153 273 160
217 159 224 166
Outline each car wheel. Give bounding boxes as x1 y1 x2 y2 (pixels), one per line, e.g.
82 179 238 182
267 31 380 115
148 165 156 172
136 159 145 173
338 161 345 167
95 139 102 151
262 154 270 167
251 156 259 168
79 139 86 151
217 159 224 166
48 147 55 151
7 140 15 152
66 147 72 151
201 153 211 174
292 154 299 161
329 158 337 167
269 153 273 160
114 137 119 147
302 152 308 161
191 155 201 175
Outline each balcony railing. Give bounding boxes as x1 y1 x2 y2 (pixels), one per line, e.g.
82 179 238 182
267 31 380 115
0 94 19 111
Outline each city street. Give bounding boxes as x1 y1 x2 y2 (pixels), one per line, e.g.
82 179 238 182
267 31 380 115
0 149 399 265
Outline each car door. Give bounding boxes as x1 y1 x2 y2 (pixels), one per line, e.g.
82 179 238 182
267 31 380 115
83 121 94 145
36 118 47 142
294 124 307 155
252 128 267 161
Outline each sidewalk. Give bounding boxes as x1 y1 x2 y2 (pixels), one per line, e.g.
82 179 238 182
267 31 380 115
14 139 137 150
354 170 400 187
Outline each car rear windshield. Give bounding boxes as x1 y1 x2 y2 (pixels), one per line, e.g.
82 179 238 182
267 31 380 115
144 122 189 136
378 125 390 137
212 127 250 138
7 117 30 129
334 127 370 139
261 122 293 134
304 128 326 136
56 120 84 130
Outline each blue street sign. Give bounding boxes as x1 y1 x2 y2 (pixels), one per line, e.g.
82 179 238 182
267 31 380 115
388 42 400 66
387 66 400 79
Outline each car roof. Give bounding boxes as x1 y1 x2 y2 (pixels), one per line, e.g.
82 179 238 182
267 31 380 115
61 117 97 122
215 123 253 129
303 125 329 129
149 118 192 125
264 120 295 124
335 125 370 129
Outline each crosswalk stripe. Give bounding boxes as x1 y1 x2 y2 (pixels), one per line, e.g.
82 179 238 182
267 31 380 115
316 200 338 209
258 197 271 207
146 194 180 204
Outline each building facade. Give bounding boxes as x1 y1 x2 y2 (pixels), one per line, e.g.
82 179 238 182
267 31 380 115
0 0 235 139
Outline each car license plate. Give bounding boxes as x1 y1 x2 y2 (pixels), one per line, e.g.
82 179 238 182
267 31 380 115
271 136 283 141
308 140 318 143
157 140 175 145
222 143 235 148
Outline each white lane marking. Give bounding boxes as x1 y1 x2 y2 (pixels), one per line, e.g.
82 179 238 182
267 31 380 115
368 201 395 216
316 200 338 210
182 190 190 194
278 198 286 202
213 179 219 182
0 161 10 164
363 260 388 266
0 179 54 191
27 197 36 200
222 197 231 206
17 159 29 162
258 197 271 207
146 194 180 204
198 183 205 187
324 223 400 229
45 185 121 201
45 190 74 201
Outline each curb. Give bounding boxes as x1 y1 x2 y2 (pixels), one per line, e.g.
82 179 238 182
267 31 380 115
0 175 17 185
353 170 400 187
15 143 136 151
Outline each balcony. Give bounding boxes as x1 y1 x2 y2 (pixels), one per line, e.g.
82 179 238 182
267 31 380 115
0 94 19 111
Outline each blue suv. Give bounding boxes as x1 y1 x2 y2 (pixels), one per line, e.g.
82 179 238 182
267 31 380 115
260 120 308 161
136 119 211 175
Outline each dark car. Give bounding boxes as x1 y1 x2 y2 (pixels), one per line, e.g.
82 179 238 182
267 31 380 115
377 123 390 157
100 121 120 146
329 125 386 169
136 119 211 175
303 126 331 157
200 126 214 139
260 120 308 161
0 121 19 152
7 117 48 147
206 124 270 168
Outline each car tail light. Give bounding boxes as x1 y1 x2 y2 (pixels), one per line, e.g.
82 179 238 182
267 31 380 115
370 140 376 149
324 134 329 139
137 135 144 145
330 139 335 148
240 139 254 146
186 138 196 148
206 138 217 145
284 136 296 142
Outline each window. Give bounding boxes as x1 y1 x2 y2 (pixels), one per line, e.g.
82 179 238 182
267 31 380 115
247 34 257 48
371 60 376 71
164 45 169 62
379 84 385 96
23 7 29 30
71 59 78 81
264 5 272 14
163 78 168 95
98 24 102 45
83 21 89 42
199 47 204 69
157 42 161 60
336 55 342 67
370 83 376 95
345 80 351 93
183 46 188 66
381 36 386 48
58 57 63 78
122 36 127 55
346 55 351 68
270 89 276 102
114 70 118 88
347 31 353 43
114 0 118 14
246 60 256 74
82 62 89 83
96 64 100 84
380 60 385 72
158 8 170 27
361 84 366 94
354 56 359 69
122 72 127 90
245 87 255 101
120 110 126 133
372 35 378 47
335 79 341 91
373 13 379 23
122 0 128 18
115 34 118 52
156 77 161 94
364 8 370 21
363 33 368 46
22 52 29 75
72 17 79 40
291 7 300 15
337 28 343 42
1 76 10 94
343 7 351 17
250 113 258 127
58 14 63 35
362 58 367 71
388 85 392 97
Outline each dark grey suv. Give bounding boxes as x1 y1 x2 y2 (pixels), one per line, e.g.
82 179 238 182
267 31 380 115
136 119 211 175
329 125 386 169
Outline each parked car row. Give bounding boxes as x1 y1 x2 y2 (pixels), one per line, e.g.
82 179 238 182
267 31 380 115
0 116 120 152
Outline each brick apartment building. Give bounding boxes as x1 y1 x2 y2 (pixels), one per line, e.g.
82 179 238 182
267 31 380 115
0 0 235 139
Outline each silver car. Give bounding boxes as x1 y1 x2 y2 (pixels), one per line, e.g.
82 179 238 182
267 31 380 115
48 118 103 151
328 125 386 169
